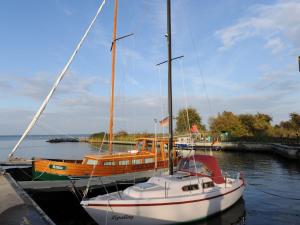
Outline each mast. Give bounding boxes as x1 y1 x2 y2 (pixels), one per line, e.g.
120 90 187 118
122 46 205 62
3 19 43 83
167 0 173 175
109 0 118 154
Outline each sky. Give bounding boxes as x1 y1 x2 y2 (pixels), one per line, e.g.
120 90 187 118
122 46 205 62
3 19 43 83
0 0 300 135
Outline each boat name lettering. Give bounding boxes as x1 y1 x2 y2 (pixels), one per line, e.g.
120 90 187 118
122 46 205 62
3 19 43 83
49 164 67 170
111 215 134 221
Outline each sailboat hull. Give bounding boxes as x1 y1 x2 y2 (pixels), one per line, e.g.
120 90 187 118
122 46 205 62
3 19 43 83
82 180 245 225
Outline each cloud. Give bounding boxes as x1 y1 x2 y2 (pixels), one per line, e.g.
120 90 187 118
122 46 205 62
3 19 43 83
216 0 300 53
2 86 299 135
0 71 108 101
251 63 300 94
265 37 284 54
63 8 73 16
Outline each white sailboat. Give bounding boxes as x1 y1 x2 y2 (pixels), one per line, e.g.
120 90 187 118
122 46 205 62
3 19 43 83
81 155 245 225
80 0 245 224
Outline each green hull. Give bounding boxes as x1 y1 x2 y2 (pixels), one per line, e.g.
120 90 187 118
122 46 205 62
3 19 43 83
33 171 69 181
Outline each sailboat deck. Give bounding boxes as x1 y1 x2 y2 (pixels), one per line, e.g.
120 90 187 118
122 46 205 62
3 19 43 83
89 173 230 202
87 175 236 204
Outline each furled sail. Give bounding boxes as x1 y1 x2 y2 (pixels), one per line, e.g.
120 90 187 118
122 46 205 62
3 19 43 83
8 0 107 160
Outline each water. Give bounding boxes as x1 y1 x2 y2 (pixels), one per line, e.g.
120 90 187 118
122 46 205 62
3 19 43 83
0 135 133 160
200 151 300 225
1 136 300 225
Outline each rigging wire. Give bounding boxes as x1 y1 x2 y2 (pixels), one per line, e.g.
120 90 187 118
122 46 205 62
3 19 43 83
35 122 80 141
179 60 191 133
83 132 107 199
185 17 214 117
179 60 199 173
35 122 104 152
157 66 166 136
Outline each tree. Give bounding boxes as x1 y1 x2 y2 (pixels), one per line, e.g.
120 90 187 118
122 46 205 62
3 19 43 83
238 113 273 137
252 113 273 136
175 107 205 134
274 112 300 137
115 130 128 137
289 113 300 131
209 111 248 137
238 114 255 136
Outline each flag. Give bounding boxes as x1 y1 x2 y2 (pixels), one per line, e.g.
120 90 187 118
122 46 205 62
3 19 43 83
159 117 169 127
190 124 199 133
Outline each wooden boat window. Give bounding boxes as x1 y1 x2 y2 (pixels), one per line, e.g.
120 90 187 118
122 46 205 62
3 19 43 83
132 159 142 165
137 142 143 151
86 159 98 165
119 160 129 166
156 143 161 153
182 184 199 191
145 141 153 151
202 181 214 189
103 161 116 166
145 158 154 163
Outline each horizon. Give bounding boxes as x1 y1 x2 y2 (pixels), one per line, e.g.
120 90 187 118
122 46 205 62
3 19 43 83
1 0 300 135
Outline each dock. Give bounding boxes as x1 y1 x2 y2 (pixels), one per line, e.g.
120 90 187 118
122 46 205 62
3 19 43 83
81 139 135 145
180 142 300 160
0 171 55 225
19 169 167 192
271 143 300 160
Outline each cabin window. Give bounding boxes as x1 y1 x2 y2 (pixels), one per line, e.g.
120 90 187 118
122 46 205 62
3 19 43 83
119 160 129 166
164 144 169 152
86 159 98 165
202 181 214 189
146 141 153 151
182 184 199 191
156 143 161 154
132 159 142 165
134 182 157 190
178 160 211 176
137 142 143 151
145 158 154 163
190 161 211 175
103 161 116 166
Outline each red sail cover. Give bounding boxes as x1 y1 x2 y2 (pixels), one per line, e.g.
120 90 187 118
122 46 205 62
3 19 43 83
178 155 225 184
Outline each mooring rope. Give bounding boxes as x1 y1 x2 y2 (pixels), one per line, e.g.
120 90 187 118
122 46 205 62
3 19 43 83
248 183 300 201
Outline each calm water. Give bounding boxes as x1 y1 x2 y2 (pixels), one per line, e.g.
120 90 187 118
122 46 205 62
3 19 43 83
1 136 299 225
0 135 133 160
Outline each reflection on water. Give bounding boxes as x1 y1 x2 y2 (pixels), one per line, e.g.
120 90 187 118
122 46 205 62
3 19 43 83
190 198 246 225
0 136 300 225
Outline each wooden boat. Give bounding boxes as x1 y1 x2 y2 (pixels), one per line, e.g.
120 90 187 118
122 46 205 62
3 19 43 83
33 138 177 180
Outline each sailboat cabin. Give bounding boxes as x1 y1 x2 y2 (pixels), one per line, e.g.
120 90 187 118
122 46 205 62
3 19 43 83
82 138 170 166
